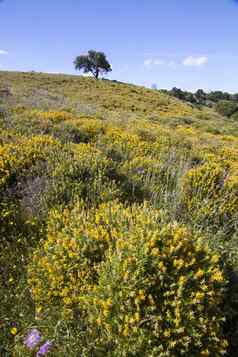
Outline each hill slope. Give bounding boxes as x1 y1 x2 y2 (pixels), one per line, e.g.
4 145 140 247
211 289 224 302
1 70 238 136
1 71 238 356
0 71 197 117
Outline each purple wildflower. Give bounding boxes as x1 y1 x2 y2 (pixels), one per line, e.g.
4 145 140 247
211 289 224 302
24 328 41 350
137 168 145 175
37 340 53 356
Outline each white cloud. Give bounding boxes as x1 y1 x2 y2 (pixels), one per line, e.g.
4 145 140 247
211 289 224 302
0 50 8 55
183 56 208 67
144 59 153 67
168 61 177 69
144 58 179 71
144 58 164 68
153 59 164 65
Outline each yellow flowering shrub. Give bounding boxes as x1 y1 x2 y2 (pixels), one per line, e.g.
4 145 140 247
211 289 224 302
27 201 117 319
0 143 19 186
69 118 106 142
182 160 224 204
33 110 75 122
120 156 160 180
28 201 227 356
0 135 60 189
45 143 120 206
118 156 162 201
86 205 227 356
99 127 142 161
182 157 238 230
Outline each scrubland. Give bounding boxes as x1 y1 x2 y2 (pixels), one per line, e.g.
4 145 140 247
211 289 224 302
1 71 238 356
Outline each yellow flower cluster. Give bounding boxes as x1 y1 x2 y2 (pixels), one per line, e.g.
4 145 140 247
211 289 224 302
28 201 227 355
33 110 75 122
182 149 238 229
70 118 106 142
28 201 117 317
0 134 59 189
0 144 18 186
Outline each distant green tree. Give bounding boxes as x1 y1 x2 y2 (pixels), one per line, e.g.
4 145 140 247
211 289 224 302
215 100 238 117
232 93 238 102
185 92 196 104
207 91 232 102
195 89 207 104
74 50 112 79
170 87 185 100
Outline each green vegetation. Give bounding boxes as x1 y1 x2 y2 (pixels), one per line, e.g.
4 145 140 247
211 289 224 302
74 50 112 79
166 87 238 119
1 71 238 356
167 87 238 105
214 100 238 118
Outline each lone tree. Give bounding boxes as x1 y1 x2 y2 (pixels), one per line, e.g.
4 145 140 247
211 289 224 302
74 50 112 79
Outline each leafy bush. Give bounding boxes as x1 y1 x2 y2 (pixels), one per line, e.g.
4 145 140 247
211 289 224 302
181 156 238 232
231 111 238 121
31 110 75 122
28 202 227 356
0 134 60 189
215 100 238 117
44 143 120 207
0 134 62 354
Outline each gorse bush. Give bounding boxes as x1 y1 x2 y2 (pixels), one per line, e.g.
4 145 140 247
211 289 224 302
90 228 227 356
44 143 120 207
28 202 227 356
32 110 75 122
0 134 63 354
182 154 238 232
27 201 112 320
0 134 60 189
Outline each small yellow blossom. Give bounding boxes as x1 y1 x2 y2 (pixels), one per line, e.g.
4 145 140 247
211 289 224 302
10 327 17 335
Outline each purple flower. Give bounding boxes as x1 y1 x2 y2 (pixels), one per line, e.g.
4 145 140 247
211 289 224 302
37 340 53 356
137 168 145 175
24 328 41 350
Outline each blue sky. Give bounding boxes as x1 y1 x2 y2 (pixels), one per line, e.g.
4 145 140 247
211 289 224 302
0 0 238 92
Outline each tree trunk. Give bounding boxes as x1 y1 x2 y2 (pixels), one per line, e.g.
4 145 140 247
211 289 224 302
95 68 99 79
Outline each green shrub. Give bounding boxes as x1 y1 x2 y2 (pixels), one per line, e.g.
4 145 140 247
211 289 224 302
231 111 238 121
28 202 227 356
181 157 238 232
44 143 120 207
215 100 238 117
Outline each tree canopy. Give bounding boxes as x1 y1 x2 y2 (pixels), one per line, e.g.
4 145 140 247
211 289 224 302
167 87 238 107
74 50 112 79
